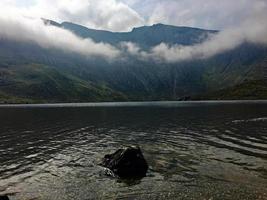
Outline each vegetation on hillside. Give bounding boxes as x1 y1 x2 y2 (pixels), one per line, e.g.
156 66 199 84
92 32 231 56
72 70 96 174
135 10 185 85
194 80 267 100
0 64 127 104
0 22 266 103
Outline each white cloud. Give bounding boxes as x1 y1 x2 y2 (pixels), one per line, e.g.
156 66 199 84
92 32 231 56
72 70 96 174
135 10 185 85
119 1 267 63
0 0 267 64
123 0 265 31
120 42 142 55
144 5 267 63
1 0 266 32
0 14 120 60
0 0 145 32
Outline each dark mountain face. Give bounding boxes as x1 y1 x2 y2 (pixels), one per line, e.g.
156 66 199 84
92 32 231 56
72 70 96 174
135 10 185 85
0 20 266 103
61 21 217 48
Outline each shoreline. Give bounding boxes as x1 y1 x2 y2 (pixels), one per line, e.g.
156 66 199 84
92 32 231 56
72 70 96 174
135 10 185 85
1 100 267 108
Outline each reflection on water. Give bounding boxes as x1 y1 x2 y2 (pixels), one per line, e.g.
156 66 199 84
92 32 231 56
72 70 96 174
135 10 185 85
0 101 267 199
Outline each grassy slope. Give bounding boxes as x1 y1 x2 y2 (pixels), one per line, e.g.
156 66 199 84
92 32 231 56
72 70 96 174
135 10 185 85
0 50 266 103
0 91 38 104
194 80 267 100
0 64 127 103
1 64 266 103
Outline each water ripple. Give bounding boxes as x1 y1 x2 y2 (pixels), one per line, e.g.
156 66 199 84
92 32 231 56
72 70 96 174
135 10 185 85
0 102 267 199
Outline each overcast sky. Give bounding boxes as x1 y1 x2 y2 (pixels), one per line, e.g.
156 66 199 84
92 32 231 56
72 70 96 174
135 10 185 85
0 0 266 62
1 0 266 32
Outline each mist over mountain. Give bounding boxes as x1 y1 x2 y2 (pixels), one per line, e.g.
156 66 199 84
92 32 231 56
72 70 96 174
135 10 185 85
0 19 266 103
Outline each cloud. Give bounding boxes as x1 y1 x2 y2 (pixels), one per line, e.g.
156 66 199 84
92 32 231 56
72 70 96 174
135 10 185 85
122 0 265 31
0 0 267 64
1 0 266 32
125 1 267 63
0 14 120 60
120 42 142 55
0 0 145 32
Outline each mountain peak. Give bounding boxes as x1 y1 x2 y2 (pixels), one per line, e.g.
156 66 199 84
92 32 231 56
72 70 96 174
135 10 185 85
152 23 166 27
41 18 61 27
130 23 216 33
41 19 218 47
131 23 167 31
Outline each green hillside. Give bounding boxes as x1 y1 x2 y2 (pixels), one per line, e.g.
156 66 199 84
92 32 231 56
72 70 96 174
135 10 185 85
0 22 267 103
0 64 127 103
195 80 267 100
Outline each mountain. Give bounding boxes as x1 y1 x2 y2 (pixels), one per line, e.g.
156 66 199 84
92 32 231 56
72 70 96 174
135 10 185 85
194 80 267 100
0 20 266 103
60 21 217 48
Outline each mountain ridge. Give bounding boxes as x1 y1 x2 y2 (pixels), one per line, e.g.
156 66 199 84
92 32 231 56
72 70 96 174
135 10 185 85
43 18 218 34
0 19 266 103
42 19 217 48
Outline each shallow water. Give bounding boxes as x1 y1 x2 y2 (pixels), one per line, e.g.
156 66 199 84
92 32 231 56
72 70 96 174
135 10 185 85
0 101 267 200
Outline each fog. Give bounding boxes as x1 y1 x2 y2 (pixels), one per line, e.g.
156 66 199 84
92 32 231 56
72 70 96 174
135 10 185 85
141 6 267 63
0 15 120 60
0 2 267 63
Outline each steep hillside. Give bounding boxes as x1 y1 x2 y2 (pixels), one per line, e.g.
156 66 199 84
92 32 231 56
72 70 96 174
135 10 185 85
195 80 267 100
0 64 126 103
0 21 266 103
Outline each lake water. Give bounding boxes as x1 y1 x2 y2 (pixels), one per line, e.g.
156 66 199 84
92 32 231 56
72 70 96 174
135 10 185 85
0 101 267 200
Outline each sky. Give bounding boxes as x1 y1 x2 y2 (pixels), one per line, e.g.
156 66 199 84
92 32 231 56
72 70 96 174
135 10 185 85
1 0 266 32
0 0 267 62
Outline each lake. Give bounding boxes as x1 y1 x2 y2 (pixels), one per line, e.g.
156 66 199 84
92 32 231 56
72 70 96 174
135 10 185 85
0 101 267 200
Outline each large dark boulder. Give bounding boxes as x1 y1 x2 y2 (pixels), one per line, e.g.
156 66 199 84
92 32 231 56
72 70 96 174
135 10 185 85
0 196 9 200
101 146 148 178
178 96 191 101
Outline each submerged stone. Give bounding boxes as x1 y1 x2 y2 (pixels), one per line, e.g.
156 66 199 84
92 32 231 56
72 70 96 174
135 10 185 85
101 146 148 178
0 196 9 200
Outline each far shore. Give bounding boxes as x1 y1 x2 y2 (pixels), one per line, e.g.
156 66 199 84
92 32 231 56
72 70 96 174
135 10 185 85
1 100 267 108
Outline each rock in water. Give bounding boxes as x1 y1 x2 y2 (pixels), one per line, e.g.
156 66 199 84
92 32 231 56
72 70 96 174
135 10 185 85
0 196 9 200
101 146 148 178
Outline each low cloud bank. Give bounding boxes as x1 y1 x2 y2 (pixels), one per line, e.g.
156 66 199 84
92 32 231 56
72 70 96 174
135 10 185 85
0 0 145 32
0 3 267 63
142 6 267 63
121 2 267 63
0 15 120 60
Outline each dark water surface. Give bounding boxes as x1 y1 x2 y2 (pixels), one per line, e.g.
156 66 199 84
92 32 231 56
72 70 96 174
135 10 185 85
0 101 267 200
